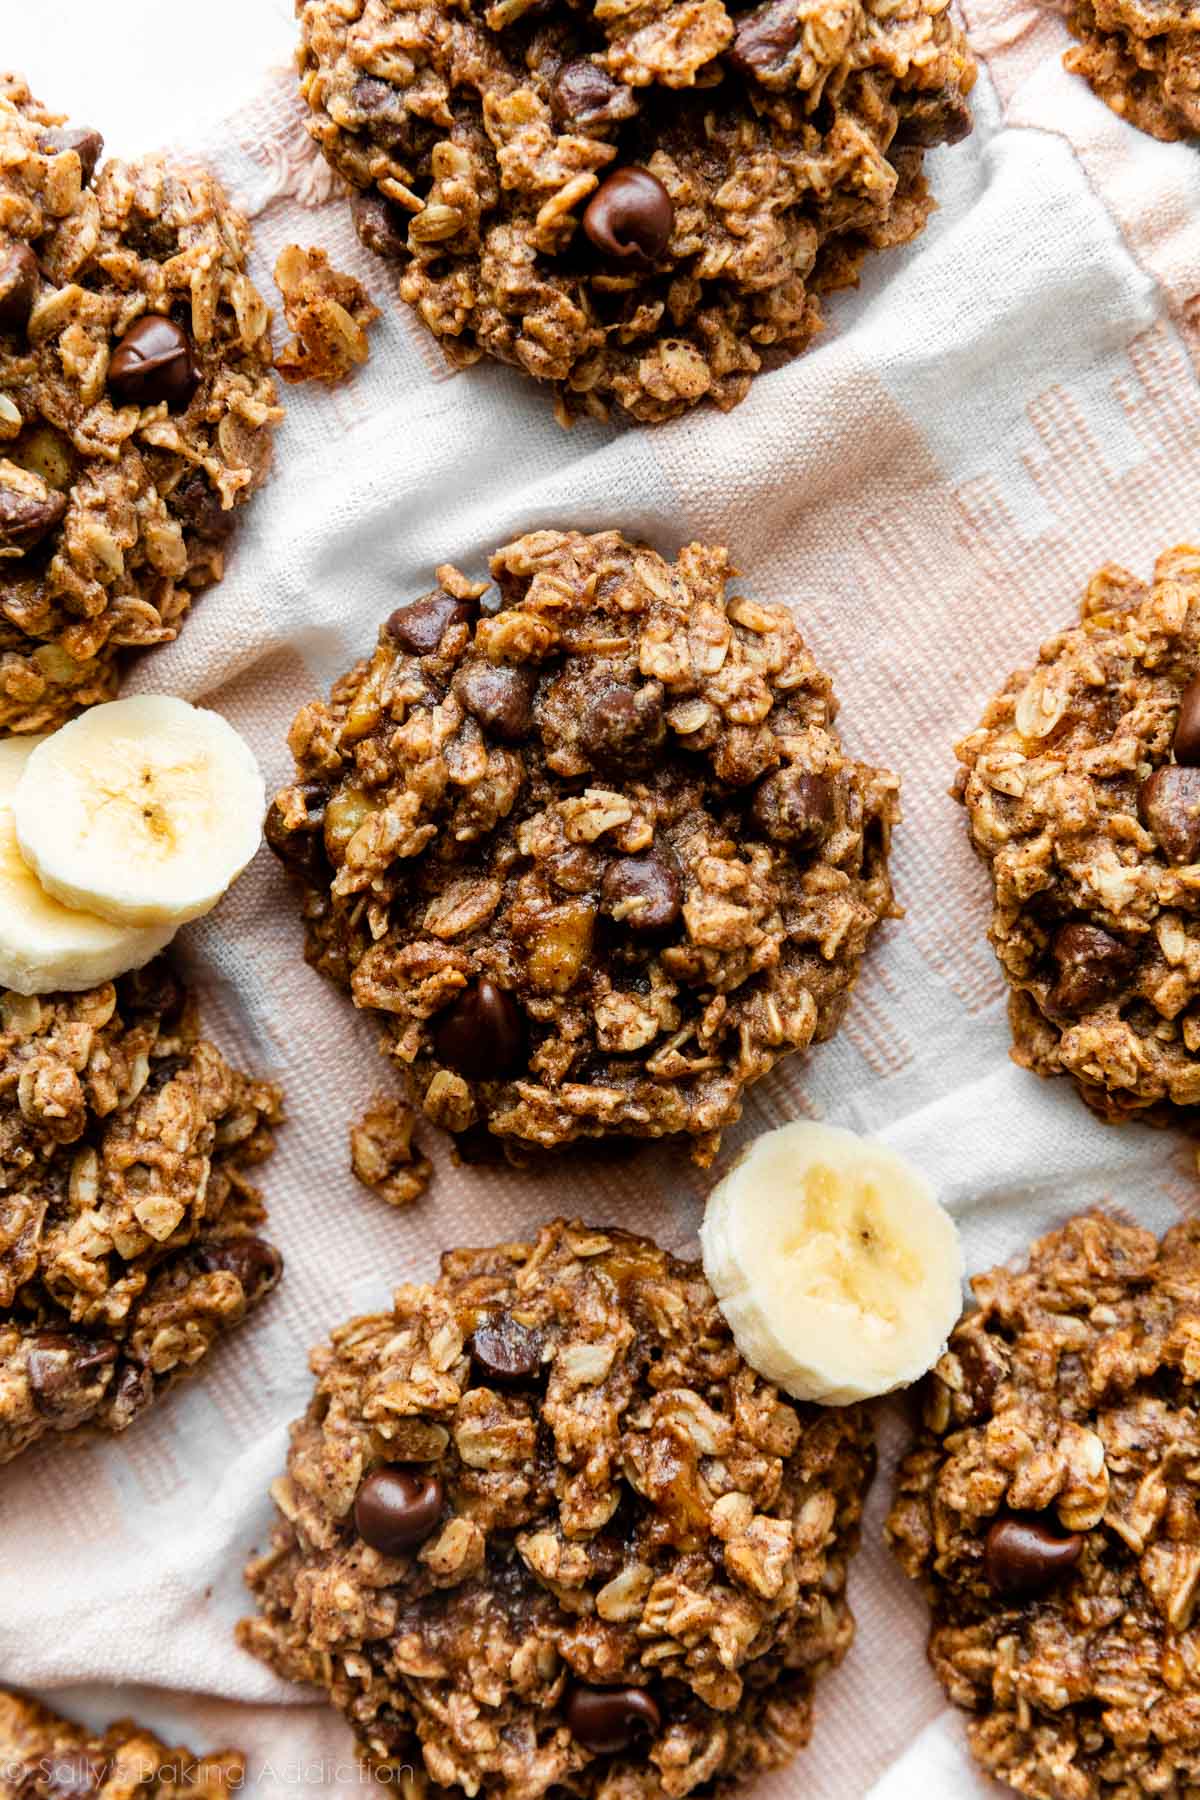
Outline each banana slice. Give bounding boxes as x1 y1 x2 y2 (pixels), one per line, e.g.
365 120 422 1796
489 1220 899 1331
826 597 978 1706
13 695 265 929
0 736 175 995
700 1120 963 1406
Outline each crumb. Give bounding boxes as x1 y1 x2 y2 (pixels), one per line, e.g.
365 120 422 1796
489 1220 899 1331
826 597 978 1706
273 243 379 384
350 1095 431 1206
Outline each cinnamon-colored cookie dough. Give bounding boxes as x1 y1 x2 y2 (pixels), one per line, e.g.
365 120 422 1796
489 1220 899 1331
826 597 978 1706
887 1212 1200 1800
240 1217 874 1798
0 960 282 1463
268 528 898 1165
0 76 280 735
956 546 1200 1126
295 0 975 422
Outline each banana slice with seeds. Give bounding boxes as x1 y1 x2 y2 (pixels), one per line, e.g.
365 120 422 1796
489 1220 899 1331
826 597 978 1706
13 695 265 929
0 736 175 996
701 1120 963 1406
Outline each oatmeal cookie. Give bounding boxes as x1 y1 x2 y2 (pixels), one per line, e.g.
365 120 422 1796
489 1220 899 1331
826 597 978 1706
955 545 1200 1127
0 959 283 1464
1064 0 1200 141
239 1217 874 1798
0 75 281 736
886 1211 1200 1800
267 528 899 1165
295 0 975 424
0 1689 244 1799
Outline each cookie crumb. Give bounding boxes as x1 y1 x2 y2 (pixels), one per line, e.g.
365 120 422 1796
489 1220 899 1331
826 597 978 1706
274 243 379 384
350 1095 431 1206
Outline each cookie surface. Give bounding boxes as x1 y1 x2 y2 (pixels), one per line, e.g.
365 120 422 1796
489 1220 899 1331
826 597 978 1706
0 1689 244 1799
0 960 283 1464
956 546 1200 1126
0 76 280 736
296 0 974 423
268 528 898 1165
886 1211 1200 1800
1065 0 1200 141
240 1217 874 1797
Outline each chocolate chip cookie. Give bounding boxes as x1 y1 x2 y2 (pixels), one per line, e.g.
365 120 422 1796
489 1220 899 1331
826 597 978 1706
886 1211 1200 1800
239 1217 874 1796
0 960 283 1464
0 75 281 735
295 0 975 423
0 1689 245 1800
955 546 1200 1127
268 528 899 1165
1064 0 1200 140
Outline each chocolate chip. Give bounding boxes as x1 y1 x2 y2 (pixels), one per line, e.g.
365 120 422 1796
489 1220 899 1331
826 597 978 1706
1140 764 1200 864
39 126 104 185
984 1515 1084 1597
565 1685 661 1755
143 1055 190 1099
121 958 185 1024
470 1312 542 1384
354 1465 444 1554
353 76 398 114
350 190 409 261
750 769 834 845
579 681 665 770
1174 675 1200 766
727 0 801 79
26 1332 118 1424
551 60 638 128
601 848 682 934
103 1360 154 1429
387 590 474 656
265 787 331 881
894 89 973 147
582 169 673 268
454 662 536 743
0 242 38 334
171 469 234 540
954 1332 1000 1425
0 476 67 554
1046 922 1134 1018
107 314 200 412
193 1236 284 1302
433 979 526 1080
349 79 432 156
